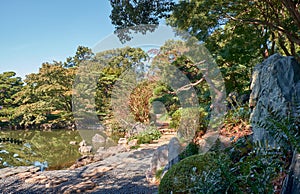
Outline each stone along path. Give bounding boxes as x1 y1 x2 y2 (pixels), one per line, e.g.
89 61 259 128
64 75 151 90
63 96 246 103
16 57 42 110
0 133 175 194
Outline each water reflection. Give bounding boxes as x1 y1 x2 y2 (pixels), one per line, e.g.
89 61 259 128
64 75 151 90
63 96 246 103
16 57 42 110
0 129 82 170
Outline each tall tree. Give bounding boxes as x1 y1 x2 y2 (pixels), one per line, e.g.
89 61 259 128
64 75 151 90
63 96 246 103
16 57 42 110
169 0 300 58
64 46 94 68
13 62 76 127
0 71 23 107
0 71 23 123
94 46 147 118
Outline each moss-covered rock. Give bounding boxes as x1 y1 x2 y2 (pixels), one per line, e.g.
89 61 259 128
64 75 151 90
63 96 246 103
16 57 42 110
158 152 232 194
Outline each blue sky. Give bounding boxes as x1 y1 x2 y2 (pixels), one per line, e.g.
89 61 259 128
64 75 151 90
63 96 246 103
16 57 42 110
0 0 114 78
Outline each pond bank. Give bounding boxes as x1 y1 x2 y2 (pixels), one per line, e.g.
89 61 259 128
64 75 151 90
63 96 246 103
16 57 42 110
0 129 82 169
0 133 176 193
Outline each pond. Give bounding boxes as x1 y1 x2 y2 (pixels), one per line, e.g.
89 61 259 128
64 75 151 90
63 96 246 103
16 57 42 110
0 129 83 170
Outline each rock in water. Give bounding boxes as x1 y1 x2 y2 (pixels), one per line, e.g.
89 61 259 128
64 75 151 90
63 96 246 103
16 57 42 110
33 161 48 171
249 54 300 144
92 134 105 144
92 133 106 150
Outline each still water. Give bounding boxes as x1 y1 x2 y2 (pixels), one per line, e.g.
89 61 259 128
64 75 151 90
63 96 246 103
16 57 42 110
0 129 83 170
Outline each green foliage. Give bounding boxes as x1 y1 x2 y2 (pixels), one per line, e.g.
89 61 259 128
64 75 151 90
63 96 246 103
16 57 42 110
155 167 165 180
170 107 209 134
150 85 179 115
94 47 147 121
159 152 233 194
0 71 23 107
169 108 180 129
178 142 199 160
64 46 94 68
129 126 161 144
0 45 150 129
160 138 287 193
226 137 286 193
1 47 94 128
110 0 300 92
109 0 174 42
170 0 300 90
225 135 254 163
0 72 23 123
257 103 300 152
129 145 140 150
224 106 250 127
12 62 76 127
150 40 211 120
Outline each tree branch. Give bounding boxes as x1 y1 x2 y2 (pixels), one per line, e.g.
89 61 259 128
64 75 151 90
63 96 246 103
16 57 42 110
168 77 205 95
225 14 300 46
282 0 300 29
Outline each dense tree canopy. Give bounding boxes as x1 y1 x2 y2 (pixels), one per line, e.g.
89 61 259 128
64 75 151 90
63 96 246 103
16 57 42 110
0 45 149 129
0 46 91 128
109 0 174 42
94 46 148 119
0 72 23 124
110 0 300 92
12 62 76 127
110 0 300 56
0 72 23 108
169 0 300 59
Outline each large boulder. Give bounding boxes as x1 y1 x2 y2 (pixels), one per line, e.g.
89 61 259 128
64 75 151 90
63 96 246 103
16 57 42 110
249 54 300 143
146 144 169 183
167 137 182 166
249 54 300 193
146 137 183 183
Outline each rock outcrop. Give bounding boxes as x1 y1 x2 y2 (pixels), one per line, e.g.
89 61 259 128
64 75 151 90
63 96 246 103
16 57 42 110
249 54 300 194
250 54 300 143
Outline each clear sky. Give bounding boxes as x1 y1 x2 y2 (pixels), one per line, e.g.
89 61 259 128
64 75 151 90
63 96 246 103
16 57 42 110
0 0 114 78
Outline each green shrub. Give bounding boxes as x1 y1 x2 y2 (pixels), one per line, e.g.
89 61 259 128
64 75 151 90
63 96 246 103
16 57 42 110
159 152 233 194
225 135 253 162
170 107 209 134
129 145 140 149
129 126 162 144
231 142 285 193
178 142 199 160
159 139 286 193
225 136 286 193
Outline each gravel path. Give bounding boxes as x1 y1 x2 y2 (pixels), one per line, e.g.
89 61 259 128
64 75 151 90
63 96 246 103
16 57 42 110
0 134 175 194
